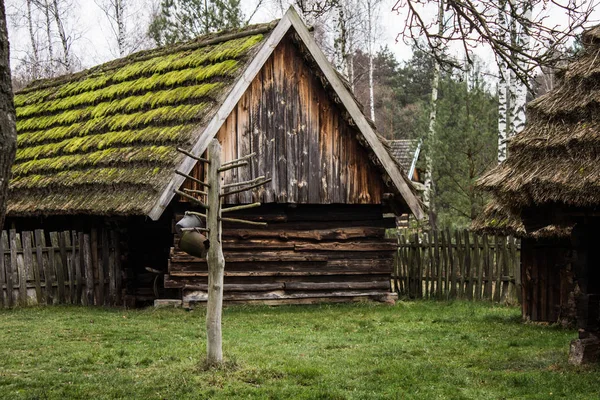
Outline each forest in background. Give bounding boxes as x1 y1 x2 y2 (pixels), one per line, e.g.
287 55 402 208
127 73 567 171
4 0 591 229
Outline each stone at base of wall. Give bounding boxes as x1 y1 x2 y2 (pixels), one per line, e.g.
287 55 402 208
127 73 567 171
569 330 600 365
154 299 183 308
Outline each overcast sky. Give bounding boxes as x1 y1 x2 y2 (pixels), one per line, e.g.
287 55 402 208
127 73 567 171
6 0 599 78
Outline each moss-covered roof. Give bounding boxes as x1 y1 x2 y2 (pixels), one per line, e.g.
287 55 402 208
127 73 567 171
9 22 275 217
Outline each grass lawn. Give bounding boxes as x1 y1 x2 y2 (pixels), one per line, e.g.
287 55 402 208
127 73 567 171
0 301 597 399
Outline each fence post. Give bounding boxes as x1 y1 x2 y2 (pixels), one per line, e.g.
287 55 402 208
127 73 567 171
463 230 472 300
0 232 5 308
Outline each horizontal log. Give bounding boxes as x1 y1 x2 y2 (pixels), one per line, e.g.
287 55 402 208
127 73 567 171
169 270 391 277
164 273 392 288
222 227 386 241
182 283 285 291
294 242 396 252
183 290 393 302
284 281 390 291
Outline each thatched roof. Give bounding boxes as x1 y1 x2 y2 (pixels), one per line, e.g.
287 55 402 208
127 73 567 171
9 22 274 217
475 25 600 237
9 7 425 220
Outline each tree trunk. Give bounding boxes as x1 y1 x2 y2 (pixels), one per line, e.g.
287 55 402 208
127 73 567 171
116 0 126 57
26 0 40 79
367 2 375 122
511 0 531 138
424 0 444 229
0 0 16 232
206 139 225 367
51 0 71 72
497 0 510 163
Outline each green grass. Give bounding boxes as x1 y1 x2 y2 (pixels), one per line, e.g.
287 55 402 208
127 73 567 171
0 301 597 399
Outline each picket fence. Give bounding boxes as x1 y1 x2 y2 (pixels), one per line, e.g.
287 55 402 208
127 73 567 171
0 229 122 308
394 229 521 302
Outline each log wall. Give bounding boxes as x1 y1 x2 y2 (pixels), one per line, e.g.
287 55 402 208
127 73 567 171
166 204 397 305
520 238 576 325
182 34 387 206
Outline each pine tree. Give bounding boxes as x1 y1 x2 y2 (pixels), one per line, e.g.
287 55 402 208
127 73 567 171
148 0 244 46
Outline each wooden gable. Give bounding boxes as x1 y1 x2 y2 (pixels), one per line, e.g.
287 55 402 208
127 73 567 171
183 34 386 205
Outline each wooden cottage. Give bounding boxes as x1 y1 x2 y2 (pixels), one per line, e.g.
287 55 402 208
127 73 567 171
474 26 600 363
7 8 424 307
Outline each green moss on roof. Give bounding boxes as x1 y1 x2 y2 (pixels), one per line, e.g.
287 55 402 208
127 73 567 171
9 24 273 217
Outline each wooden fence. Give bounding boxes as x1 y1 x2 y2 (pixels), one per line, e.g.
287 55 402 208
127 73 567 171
0 229 122 308
394 229 521 302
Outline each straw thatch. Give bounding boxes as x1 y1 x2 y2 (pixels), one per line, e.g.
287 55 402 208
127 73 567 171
475 24 600 237
9 23 275 216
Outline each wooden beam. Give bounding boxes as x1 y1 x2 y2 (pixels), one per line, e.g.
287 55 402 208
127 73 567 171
177 147 210 164
221 152 256 168
184 188 208 196
223 176 266 189
218 160 249 172
174 189 209 209
221 178 272 198
221 202 261 213
175 170 210 188
219 217 268 226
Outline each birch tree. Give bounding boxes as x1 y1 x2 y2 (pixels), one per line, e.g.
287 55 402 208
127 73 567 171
0 0 16 232
95 0 127 57
422 0 444 228
392 0 596 87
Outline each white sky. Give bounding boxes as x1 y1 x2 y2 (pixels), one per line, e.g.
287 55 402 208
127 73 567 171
6 0 600 78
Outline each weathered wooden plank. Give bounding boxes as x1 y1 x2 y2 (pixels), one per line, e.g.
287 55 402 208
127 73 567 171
474 233 483 300
10 230 27 306
34 230 48 304
425 231 433 299
433 229 441 298
83 234 94 306
483 234 493 300
414 233 422 298
76 232 84 305
494 235 502 302
52 232 65 303
170 270 392 278
0 232 5 308
448 229 456 299
58 231 72 303
113 230 122 305
105 229 115 305
464 230 473 300
294 242 397 252
23 231 42 304
91 229 103 306
184 283 285 292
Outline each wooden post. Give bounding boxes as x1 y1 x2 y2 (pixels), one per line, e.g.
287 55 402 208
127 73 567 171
464 230 473 300
0 231 5 308
34 230 49 304
206 139 225 367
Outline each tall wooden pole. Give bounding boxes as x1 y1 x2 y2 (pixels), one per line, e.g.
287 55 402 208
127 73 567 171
206 139 225 366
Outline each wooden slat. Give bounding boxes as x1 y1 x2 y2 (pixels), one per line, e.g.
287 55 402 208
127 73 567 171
0 232 5 308
76 232 84 305
91 229 103 306
11 230 27 306
113 230 122 305
34 230 49 304
464 230 473 300
58 231 71 304
483 234 492 300
494 235 501 302
24 231 42 304
433 229 440 298
425 231 433 299
52 232 65 304
474 233 482 300
83 234 94 306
